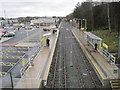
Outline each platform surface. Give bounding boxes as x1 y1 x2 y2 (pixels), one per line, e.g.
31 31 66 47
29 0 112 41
72 27 119 80
15 33 58 88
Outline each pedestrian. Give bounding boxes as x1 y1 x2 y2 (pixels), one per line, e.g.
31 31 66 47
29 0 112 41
53 30 55 34
46 38 50 46
94 43 97 52
18 28 20 31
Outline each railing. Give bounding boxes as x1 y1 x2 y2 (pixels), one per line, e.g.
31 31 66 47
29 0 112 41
100 48 115 64
0 43 42 88
20 43 41 76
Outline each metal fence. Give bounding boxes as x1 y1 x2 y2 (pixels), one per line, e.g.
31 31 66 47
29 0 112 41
20 43 41 76
100 48 115 64
0 43 41 88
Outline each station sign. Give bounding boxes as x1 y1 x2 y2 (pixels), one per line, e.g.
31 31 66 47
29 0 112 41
102 43 108 49
80 28 85 30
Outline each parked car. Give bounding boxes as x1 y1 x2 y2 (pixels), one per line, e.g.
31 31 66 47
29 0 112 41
25 26 32 30
0 29 7 36
50 26 56 30
4 31 15 37
43 28 50 31
0 33 2 40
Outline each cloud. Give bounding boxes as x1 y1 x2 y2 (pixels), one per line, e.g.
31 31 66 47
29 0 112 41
0 0 83 18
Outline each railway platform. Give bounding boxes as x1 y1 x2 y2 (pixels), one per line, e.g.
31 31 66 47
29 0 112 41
15 30 59 88
72 27 119 87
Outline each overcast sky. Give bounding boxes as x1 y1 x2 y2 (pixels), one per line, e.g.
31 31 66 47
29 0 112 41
0 0 86 18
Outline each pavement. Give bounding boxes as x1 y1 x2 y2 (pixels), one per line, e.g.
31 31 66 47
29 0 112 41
15 30 59 88
72 27 119 86
0 37 13 43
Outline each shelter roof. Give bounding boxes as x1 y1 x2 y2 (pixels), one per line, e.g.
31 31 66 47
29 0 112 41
84 31 102 41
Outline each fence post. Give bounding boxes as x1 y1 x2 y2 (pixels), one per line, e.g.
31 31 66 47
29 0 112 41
10 72 14 89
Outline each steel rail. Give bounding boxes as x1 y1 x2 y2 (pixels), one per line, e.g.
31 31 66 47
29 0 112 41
73 42 100 88
72 49 85 88
62 31 67 88
51 49 59 88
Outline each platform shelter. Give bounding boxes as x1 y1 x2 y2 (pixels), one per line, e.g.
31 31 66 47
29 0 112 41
84 31 102 52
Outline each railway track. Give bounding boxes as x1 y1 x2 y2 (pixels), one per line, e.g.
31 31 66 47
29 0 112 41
72 42 102 88
47 21 103 88
51 27 67 88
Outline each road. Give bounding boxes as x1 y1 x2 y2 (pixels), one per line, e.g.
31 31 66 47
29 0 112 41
47 20 103 88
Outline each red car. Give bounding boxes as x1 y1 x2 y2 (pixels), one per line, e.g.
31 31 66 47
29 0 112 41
0 29 7 36
0 31 7 34
43 28 50 31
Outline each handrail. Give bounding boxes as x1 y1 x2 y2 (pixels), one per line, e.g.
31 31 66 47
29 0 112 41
20 43 41 76
100 48 115 64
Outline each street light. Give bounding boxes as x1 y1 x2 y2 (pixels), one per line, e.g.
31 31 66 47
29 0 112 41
26 22 31 67
74 18 78 28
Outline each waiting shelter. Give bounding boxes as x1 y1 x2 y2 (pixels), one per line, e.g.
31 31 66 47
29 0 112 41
83 31 116 64
41 33 52 46
84 31 102 52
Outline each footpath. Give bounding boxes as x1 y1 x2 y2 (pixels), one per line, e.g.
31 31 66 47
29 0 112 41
0 37 13 43
15 30 59 88
72 27 119 87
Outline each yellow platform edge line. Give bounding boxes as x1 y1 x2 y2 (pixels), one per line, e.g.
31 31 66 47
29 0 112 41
72 30 105 80
43 30 60 81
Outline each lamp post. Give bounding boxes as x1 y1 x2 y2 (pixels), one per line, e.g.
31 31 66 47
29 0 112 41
39 22 41 47
75 18 78 28
76 18 80 34
26 22 31 67
69 19 73 30
73 18 76 27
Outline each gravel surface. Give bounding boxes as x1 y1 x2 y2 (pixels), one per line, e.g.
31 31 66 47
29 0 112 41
47 21 103 88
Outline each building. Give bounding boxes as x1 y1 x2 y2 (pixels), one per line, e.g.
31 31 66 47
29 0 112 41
30 17 59 26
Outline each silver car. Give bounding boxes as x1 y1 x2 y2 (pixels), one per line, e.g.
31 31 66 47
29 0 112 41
4 31 15 37
0 33 2 40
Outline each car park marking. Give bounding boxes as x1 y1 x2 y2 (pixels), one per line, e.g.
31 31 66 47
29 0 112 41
0 62 16 66
2 55 22 59
0 43 17 46
1 41 34 75
0 72 7 76
15 46 30 49
5 50 26 53
1 43 32 76
3 47 13 51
